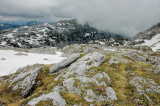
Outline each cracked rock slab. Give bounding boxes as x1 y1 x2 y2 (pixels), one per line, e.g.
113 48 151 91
49 53 81 73
9 67 42 98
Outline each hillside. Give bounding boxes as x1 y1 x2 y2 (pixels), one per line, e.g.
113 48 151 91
0 21 41 30
131 22 160 51
0 19 129 48
0 44 159 106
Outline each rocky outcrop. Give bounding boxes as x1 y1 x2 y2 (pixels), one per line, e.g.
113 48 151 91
106 87 117 101
130 76 160 93
27 91 66 106
50 52 117 103
154 65 160 74
149 56 160 65
126 53 147 62
65 52 106 76
9 65 42 98
61 44 105 56
122 45 152 52
49 53 81 73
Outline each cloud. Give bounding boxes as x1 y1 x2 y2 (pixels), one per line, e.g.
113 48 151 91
0 0 160 36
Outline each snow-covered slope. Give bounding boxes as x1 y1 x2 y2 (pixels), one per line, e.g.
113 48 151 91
131 22 160 51
140 34 160 51
0 50 65 76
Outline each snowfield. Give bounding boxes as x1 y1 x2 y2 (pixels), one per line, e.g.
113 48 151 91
140 34 160 51
0 50 65 76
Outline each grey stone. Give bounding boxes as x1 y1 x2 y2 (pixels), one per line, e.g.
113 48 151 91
106 87 117 101
65 52 106 77
21 70 39 98
63 78 75 91
9 67 42 98
108 57 119 65
49 53 80 73
154 65 160 74
27 91 66 106
130 76 160 93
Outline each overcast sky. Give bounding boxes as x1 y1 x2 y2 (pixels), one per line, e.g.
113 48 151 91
0 0 160 36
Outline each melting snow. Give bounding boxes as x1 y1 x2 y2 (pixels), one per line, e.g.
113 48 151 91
0 50 65 76
141 34 160 51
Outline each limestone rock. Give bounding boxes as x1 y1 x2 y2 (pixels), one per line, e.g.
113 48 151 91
63 78 75 91
50 53 80 73
61 44 105 56
27 91 66 106
126 53 147 62
154 65 160 74
9 66 42 98
52 52 113 103
21 70 39 98
129 76 160 93
108 57 119 65
106 87 117 101
66 52 106 77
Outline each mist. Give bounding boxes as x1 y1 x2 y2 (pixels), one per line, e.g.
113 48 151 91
0 0 160 36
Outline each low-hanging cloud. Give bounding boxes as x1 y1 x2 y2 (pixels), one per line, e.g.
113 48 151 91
0 0 160 36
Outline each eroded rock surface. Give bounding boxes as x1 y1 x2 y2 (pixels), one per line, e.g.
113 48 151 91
49 53 81 73
9 65 42 97
27 91 66 106
130 76 160 93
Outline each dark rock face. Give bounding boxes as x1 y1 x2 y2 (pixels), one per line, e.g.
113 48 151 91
0 19 129 48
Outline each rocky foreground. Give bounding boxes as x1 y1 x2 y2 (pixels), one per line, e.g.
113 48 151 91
0 44 160 106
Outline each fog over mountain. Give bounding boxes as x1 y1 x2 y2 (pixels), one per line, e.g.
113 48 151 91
0 0 160 36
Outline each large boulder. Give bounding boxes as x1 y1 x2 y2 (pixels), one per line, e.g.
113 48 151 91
65 52 106 77
51 52 117 103
49 53 81 73
9 65 42 98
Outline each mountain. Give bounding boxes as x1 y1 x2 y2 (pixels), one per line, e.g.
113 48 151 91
0 20 160 106
130 22 160 51
25 21 42 26
0 21 41 30
0 23 21 30
0 19 129 48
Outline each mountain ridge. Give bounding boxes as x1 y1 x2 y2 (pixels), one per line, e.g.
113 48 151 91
0 21 42 30
0 19 129 48
130 22 160 51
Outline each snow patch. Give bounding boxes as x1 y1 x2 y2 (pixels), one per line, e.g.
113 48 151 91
3 33 14 38
140 34 160 51
0 50 65 76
